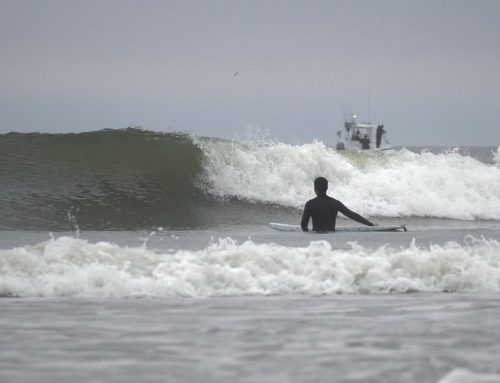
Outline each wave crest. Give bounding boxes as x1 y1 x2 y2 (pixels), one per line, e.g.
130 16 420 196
1 129 499 229
199 139 500 220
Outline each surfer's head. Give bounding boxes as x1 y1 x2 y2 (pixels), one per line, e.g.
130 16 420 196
314 177 328 195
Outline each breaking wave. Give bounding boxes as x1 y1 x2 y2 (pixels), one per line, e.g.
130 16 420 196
199 139 500 220
1 128 499 229
1 235 500 298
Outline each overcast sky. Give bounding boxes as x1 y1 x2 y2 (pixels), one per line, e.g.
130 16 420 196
1 0 499 145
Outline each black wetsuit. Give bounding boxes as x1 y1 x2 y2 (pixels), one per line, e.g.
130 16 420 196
301 194 373 232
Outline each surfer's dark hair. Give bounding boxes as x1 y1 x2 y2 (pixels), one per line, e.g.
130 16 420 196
314 177 328 194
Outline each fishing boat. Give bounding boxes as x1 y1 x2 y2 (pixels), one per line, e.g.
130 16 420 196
335 114 391 150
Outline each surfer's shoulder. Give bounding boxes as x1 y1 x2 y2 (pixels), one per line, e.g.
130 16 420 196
326 195 339 202
327 196 344 207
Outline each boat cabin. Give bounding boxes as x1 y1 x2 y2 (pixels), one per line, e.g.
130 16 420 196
335 115 390 150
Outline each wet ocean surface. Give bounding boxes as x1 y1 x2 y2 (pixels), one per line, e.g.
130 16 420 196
1 293 500 383
1 223 500 382
1 133 500 382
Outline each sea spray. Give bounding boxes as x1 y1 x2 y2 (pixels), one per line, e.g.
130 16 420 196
198 139 500 220
2 235 500 298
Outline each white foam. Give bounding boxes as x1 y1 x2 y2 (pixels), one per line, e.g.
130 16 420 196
2 236 500 298
438 369 500 383
198 139 500 220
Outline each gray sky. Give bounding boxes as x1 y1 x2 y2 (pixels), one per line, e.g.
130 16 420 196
1 0 499 145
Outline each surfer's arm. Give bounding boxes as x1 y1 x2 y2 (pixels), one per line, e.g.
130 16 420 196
301 203 311 231
338 203 374 226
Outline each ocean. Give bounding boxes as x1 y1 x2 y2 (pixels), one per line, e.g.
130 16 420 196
1 128 500 382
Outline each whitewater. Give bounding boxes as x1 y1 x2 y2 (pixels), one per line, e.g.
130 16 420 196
198 138 500 220
1 130 500 383
2 235 500 298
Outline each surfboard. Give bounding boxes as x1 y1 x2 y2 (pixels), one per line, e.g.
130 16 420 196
269 222 407 232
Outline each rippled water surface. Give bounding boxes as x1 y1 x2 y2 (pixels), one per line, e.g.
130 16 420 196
1 294 499 383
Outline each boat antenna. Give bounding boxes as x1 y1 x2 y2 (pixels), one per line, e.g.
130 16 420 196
366 89 371 121
341 103 348 122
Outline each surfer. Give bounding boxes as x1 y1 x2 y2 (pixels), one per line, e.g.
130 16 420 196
301 177 375 232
